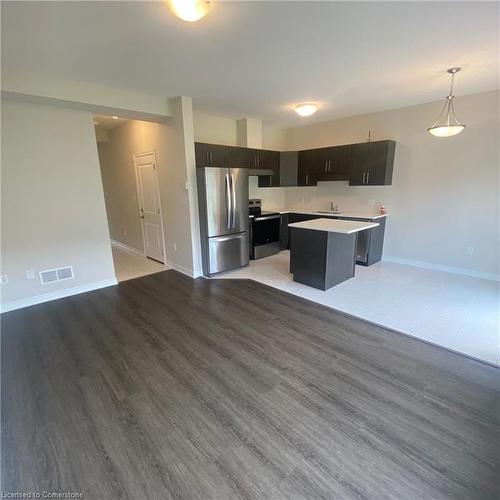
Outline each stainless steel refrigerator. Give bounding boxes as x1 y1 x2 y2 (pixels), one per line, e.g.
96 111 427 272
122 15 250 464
197 167 249 276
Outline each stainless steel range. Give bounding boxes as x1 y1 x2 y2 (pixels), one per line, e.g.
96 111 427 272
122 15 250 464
249 199 280 260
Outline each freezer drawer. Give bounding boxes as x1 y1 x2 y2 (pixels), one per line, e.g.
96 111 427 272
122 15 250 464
208 232 249 275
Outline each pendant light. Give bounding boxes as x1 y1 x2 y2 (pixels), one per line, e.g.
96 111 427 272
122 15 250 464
428 67 466 138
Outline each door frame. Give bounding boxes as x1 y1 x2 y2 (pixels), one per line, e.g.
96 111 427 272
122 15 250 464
133 151 167 263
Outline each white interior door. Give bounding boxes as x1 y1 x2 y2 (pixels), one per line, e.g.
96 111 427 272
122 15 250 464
135 152 165 263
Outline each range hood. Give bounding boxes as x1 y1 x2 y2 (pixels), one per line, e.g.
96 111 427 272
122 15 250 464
248 168 274 176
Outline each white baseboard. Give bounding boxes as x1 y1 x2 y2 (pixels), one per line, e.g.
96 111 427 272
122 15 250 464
382 255 499 282
0 278 118 314
111 239 145 257
165 261 195 278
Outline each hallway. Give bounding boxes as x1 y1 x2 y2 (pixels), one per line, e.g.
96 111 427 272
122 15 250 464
112 245 167 282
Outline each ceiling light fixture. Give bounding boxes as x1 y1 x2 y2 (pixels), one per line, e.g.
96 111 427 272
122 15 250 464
428 67 466 138
168 0 211 22
94 122 100 126
112 116 119 120
294 103 318 117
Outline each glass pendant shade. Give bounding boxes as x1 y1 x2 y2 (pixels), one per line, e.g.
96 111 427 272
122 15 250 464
428 68 466 138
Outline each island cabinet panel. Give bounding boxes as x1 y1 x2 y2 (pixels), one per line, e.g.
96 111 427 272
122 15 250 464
195 142 230 168
349 140 396 186
288 213 321 250
290 228 356 290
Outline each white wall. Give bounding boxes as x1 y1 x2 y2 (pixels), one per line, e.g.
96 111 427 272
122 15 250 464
97 121 154 252
193 112 286 150
284 91 499 278
1 100 116 309
193 112 238 146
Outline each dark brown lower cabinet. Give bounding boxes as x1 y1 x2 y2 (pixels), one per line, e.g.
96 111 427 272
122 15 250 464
338 216 386 265
279 214 289 250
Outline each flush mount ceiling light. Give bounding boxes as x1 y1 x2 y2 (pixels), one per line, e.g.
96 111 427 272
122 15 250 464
294 103 319 117
428 67 466 138
112 116 119 120
168 0 211 22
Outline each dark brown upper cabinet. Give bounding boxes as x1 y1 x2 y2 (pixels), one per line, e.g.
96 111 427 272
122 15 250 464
195 142 229 168
297 150 317 186
257 150 280 187
314 145 350 182
349 140 396 186
195 140 396 188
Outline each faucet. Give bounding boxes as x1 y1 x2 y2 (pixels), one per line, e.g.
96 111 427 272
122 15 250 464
330 201 339 213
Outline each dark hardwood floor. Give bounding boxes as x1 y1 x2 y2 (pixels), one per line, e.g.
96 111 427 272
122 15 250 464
1 270 499 499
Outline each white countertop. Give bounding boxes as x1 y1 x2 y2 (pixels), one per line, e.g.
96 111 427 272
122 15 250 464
266 208 388 220
288 218 379 234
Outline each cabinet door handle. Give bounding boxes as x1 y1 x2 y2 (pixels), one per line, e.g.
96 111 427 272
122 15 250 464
367 171 370 184
206 151 209 165
306 174 309 185
329 161 333 172
325 161 328 172
362 172 366 184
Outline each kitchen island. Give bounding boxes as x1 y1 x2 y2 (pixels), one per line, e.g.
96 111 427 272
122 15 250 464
289 218 379 290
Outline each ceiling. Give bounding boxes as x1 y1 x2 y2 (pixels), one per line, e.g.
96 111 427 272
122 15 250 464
2 1 498 127
93 114 129 130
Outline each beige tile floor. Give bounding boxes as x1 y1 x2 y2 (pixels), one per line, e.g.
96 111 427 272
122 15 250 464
216 251 500 366
112 246 168 282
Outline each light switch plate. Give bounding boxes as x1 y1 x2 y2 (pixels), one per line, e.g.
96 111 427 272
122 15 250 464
0 275 9 285
26 269 35 280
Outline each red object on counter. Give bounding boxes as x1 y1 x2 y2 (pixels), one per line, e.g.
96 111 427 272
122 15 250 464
380 205 387 215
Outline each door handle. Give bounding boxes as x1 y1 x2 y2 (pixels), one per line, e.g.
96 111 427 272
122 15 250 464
325 161 328 172
225 173 232 228
231 173 236 228
366 171 370 184
305 174 309 185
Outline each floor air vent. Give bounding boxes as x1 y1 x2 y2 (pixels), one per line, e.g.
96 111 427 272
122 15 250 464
39 266 74 285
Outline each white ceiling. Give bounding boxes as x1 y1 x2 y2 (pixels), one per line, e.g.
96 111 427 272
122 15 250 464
2 1 498 127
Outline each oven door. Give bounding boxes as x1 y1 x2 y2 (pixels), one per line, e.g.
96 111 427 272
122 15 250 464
252 214 280 259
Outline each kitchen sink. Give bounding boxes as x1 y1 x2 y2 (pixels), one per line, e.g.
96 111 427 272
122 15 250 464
313 210 343 215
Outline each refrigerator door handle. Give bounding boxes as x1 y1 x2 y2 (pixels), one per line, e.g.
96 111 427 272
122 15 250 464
225 173 232 228
231 173 237 228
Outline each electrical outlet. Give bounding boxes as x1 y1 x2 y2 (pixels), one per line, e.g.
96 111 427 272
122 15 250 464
466 246 474 256
0 275 8 285
368 199 375 207
26 269 35 280
173 243 177 251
